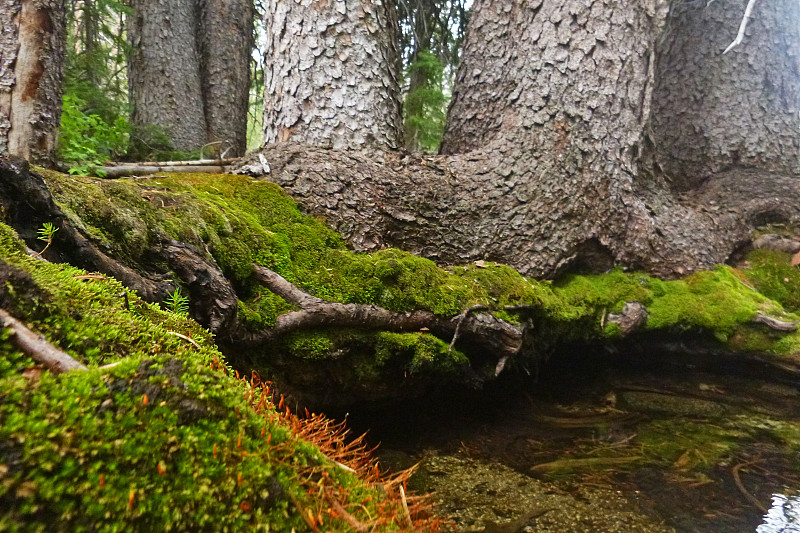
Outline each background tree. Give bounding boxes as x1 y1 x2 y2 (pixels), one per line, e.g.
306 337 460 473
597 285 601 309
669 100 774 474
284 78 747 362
127 0 207 154
128 0 254 158
397 0 466 152
198 0 254 157
0 0 66 165
261 0 402 150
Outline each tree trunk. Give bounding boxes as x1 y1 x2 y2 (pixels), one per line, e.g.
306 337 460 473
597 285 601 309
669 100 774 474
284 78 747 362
198 0 254 158
262 0 402 151
0 0 65 166
128 0 207 152
650 0 800 191
240 0 800 280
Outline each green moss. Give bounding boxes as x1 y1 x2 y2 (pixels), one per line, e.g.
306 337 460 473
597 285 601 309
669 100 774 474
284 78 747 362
284 331 333 359
742 249 800 313
33 171 800 371
375 332 468 374
0 222 410 531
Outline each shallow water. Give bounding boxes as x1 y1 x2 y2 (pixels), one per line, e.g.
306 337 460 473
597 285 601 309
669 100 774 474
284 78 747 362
758 491 800 533
350 353 800 532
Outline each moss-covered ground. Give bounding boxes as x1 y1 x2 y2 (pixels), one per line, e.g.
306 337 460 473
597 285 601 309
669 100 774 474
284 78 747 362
4 170 800 529
0 222 431 531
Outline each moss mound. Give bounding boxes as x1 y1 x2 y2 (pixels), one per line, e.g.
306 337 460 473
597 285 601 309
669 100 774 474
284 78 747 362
0 222 428 531
28 172 800 383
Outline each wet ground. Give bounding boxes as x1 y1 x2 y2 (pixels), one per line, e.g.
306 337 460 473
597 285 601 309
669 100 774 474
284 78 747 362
348 352 800 532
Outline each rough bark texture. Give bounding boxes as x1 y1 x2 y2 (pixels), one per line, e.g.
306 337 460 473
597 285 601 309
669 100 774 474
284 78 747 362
262 0 402 150
237 0 800 280
198 0 254 157
128 0 207 152
0 0 65 166
651 0 800 191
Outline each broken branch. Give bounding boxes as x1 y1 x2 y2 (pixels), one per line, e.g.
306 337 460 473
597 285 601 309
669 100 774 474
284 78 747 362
0 308 87 373
753 311 798 332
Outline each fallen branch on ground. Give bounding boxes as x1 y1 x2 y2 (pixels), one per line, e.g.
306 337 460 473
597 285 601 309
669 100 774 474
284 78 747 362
0 308 86 373
753 311 799 332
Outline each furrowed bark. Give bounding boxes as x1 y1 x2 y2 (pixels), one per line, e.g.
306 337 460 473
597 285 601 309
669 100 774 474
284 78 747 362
651 0 800 191
128 0 207 152
262 0 402 150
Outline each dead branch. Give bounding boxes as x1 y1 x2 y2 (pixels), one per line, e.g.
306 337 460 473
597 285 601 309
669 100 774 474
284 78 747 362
722 0 757 54
448 304 490 352
237 265 524 360
109 158 237 167
753 311 798 332
607 302 649 336
98 165 232 178
0 308 87 373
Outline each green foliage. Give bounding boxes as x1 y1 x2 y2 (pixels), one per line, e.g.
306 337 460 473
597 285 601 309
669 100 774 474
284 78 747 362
36 221 59 256
37 222 59 244
58 94 130 175
403 50 448 153
164 287 190 317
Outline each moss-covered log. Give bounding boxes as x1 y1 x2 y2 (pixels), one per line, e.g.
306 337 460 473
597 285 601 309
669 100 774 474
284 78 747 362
1 157 798 413
0 217 439 531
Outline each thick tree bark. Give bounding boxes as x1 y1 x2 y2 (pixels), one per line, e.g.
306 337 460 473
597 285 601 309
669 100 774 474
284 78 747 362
240 0 800 280
0 0 65 166
262 0 402 150
198 0 254 157
651 0 800 191
128 0 207 152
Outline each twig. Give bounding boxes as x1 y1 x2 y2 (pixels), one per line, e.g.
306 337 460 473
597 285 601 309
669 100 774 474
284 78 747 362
731 461 768 513
0 308 87 373
399 485 413 529
753 311 798 332
723 0 757 54
325 491 369 532
167 331 203 350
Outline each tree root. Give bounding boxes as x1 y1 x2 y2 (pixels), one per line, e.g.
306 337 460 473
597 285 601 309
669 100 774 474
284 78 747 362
0 308 86 373
233 265 524 361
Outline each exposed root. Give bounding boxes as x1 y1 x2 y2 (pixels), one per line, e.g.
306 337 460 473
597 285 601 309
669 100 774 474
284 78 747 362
238 264 524 360
731 461 768 514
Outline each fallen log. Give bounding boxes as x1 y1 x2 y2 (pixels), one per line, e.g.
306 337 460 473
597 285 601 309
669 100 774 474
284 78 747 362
98 165 232 178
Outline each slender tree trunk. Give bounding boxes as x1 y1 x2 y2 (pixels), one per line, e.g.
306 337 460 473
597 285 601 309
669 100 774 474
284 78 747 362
262 0 402 150
650 0 800 191
198 0 254 158
0 0 65 166
128 0 207 152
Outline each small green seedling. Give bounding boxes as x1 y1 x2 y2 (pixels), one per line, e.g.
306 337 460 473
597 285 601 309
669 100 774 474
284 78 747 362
36 222 59 256
165 286 190 317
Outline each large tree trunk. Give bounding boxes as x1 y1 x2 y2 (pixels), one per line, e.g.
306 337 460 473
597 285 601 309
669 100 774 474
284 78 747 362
650 0 800 191
198 0 254 158
0 0 65 166
262 0 402 150
128 0 207 152
241 0 800 280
